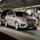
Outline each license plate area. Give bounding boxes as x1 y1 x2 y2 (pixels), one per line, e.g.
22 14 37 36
19 24 26 28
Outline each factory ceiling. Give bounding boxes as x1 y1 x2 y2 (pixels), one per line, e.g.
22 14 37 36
0 0 40 8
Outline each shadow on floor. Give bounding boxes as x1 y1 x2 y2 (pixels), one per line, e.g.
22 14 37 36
0 32 17 40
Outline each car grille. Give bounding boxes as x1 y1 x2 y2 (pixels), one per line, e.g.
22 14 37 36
21 24 25 26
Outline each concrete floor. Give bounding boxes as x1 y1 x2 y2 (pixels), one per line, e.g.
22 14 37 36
0 32 17 40
0 26 40 40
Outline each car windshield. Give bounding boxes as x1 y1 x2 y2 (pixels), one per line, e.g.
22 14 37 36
16 12 25 17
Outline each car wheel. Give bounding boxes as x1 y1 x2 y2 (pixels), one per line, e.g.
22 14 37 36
16 22 19 30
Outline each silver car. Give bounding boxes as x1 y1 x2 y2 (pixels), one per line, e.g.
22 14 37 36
5 12 28 30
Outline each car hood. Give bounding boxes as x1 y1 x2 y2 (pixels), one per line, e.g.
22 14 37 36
16 17 27 24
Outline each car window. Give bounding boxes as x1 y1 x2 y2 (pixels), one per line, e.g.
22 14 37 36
7 11 13 15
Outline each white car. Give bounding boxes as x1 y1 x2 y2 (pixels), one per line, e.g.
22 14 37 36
5 12 28 30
